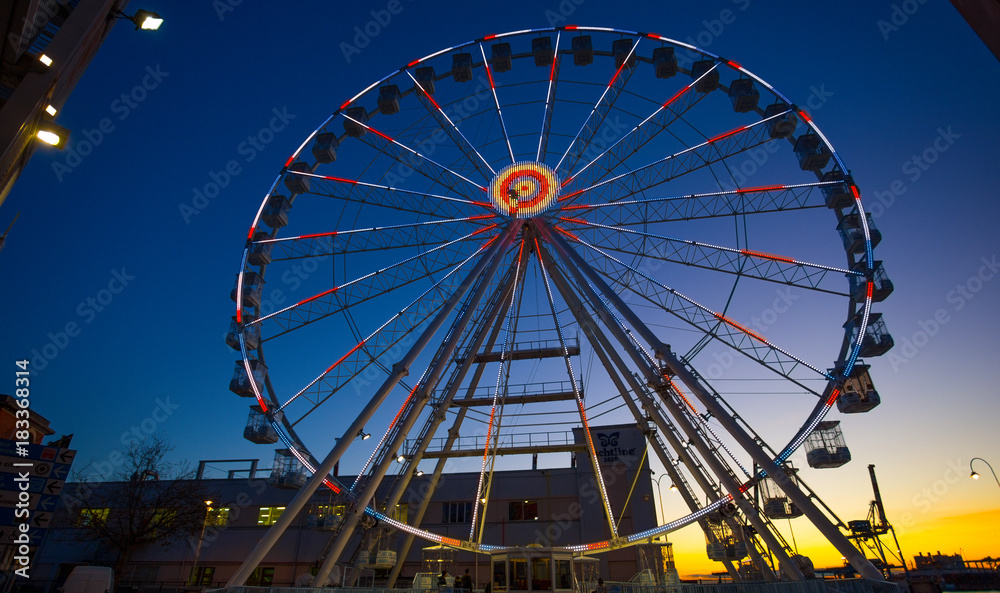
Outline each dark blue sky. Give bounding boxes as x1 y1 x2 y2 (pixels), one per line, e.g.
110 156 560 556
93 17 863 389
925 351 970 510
2 0 999 556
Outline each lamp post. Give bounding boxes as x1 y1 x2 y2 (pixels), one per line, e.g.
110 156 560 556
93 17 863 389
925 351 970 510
191 500 214 585
651 471 678 526
970 458 1000 490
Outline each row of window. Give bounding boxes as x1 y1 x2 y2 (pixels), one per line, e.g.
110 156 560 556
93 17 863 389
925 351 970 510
78 500 535 529
442 500 539 524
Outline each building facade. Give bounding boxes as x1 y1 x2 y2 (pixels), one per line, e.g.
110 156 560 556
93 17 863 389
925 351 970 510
32 424 661 590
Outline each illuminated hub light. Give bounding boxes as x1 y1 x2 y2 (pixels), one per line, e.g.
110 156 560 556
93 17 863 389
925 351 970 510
489 161 560 218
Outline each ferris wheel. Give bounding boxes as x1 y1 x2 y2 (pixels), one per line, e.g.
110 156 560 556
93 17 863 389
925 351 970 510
226 26 895 585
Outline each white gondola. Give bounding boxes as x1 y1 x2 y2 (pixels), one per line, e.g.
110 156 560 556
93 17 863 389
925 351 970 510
849 259 894 302
312 132 339 164
414 66 436 94
229 358 267 397
226 314 260 351
729 78 759 113
805 420 851 469
837 209 883 254
343 106 369 137
491 42 512 73
532 37 554 67
247 231 273 267
793 133 831 171
230 271 263 308
378 85 401 115
284 161 311 194
572 35 593 66
244 406 279 444
764 103 797 139
261 194 291 228
270 449 307 489
652 46 677 78
845 311 894 357
452 53 473 82
835 362 881 413
691 60 719 93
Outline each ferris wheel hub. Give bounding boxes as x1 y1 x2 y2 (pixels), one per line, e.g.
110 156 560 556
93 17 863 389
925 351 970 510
488 161 560 218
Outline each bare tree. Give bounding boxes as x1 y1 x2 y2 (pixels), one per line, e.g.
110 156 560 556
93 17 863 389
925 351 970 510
61 435 216 580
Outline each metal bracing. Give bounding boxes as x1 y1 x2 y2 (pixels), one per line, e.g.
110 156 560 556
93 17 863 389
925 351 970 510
226 223 520 587
540 225 802 579
544 222 883 581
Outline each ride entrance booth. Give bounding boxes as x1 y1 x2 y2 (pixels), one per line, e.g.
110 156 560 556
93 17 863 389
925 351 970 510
491 547 574 593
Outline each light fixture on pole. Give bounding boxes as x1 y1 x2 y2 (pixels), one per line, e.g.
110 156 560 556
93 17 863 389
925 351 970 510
970 457 1000 490
358 429 370 440
35 121 69 148
112 9 163 30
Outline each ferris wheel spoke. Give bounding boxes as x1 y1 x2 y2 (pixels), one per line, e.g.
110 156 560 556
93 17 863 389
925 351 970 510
254 225 499 339
555 36 642 178
406 69 497 181
280 241 513 417
561 64 715 190
259 215 495 261
292 172 491 220
558 217 855 295
535 31 562 163
340 112 488 201
478 43 516 164
560 232 828 391
558 112 787 208
559 181 831 227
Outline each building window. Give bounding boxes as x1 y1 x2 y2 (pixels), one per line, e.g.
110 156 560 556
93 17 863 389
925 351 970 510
257 506 285 526
247 567 275 586
207 507 230 526
190 566 215 586
509 500 538 521
442 502 473 524
393 503 408 523
77 508 109 527
127 565 159 584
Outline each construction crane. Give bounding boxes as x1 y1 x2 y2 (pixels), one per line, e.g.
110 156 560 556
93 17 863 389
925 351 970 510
846 464 910 581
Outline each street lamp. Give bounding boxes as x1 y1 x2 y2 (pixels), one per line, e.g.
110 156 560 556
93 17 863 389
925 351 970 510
112 9 164 30
191 500 214 585
651 471 678 526
970 457 1000 490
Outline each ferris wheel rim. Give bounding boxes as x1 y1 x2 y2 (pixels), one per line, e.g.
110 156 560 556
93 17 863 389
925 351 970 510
230 25 879 556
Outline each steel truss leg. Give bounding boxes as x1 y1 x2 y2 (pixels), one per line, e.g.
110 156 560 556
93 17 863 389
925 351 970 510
544 223 884 582
226 223 521 587
544 257 746 582
541 243 791 579
313 225 522 584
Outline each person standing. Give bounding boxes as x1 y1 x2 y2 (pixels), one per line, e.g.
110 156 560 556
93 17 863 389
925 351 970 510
461 569 473 591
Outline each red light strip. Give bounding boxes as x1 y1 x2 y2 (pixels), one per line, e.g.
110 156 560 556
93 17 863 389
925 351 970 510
296 286 338 307
736 184 786 193
407 58 420 67
247 227 256 240
664 376 698 414
369 125 394 143
339 100 351 110
483 33 497 40
299 231 339 240
256 395 268 413
471 201 493 209
646 32 660 39
322 478 341 494
470 223 499 237
484 62 495 89
548 54 558 82
798 110 812 123
560 203 591 211
867 281 874 300
726 60 742 69
565 25 578 30
553 225 580 242
708 125 746 144
388 383 420 431
441 536 462 547
741 249 796 264
587 540 609 551
714 312 766 343
850 184 861 201
663 85 690 109
558 216 589 226
322 175 358 184
825 388 841 406
284 155 295 167
558 189 585 202
324 339 368 375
